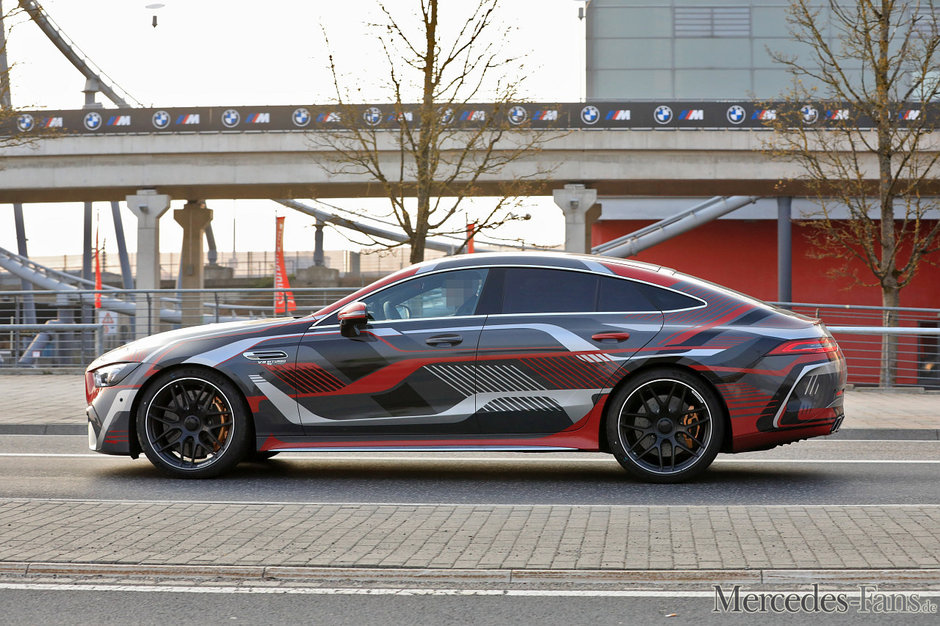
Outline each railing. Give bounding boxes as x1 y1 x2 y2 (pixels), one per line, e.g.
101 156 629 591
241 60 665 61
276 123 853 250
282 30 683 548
0 287 356 369
0 291 937 387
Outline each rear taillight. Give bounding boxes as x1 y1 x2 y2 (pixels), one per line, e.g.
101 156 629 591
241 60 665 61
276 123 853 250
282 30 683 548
768 337 840 355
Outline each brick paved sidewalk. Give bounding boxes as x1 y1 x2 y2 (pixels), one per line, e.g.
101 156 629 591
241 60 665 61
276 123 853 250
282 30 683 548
0 499 937 571
0 375 937 431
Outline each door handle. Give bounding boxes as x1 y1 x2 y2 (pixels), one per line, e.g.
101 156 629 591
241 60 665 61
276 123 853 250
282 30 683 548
591 331 631 342
426 334 463 347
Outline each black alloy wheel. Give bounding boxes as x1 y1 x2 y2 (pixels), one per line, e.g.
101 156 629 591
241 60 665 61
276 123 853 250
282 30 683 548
606 368 724 483
137 369 250 478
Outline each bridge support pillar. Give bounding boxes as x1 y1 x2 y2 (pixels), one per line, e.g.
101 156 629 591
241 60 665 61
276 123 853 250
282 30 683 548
174 201 213 328
127 190 171 338
553 184 599 254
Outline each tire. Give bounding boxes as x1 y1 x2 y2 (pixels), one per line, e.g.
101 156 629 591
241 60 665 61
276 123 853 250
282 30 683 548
136 368 251 478
606 368 724 483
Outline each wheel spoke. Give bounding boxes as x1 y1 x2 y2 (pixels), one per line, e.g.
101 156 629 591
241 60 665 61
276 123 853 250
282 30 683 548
674 438 698 456
681 431 705 448
155 437 179 453
202 430 222 448
172 383 191 412
150 413 179 426
641 388 659 414
199 383 213 411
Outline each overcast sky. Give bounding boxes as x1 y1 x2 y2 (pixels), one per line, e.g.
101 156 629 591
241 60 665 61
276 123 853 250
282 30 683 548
2 0 585 258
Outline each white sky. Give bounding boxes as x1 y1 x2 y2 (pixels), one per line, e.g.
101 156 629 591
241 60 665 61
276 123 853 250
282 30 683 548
1 0 586 258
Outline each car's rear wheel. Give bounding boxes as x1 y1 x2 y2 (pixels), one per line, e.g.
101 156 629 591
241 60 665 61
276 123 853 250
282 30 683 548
136 369 250 478
606 368 724 483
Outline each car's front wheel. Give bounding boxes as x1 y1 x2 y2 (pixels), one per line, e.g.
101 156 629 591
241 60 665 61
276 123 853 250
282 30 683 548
606 368 724 483
136 369 250 478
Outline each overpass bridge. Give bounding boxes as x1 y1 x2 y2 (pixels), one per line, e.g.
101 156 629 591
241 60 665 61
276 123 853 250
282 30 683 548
7 100 930 204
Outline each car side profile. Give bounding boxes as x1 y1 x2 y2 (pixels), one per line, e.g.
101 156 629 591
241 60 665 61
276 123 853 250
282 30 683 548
85 252 846 483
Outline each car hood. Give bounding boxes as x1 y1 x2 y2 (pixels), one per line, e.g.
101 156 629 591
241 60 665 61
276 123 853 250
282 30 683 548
87 317 304 370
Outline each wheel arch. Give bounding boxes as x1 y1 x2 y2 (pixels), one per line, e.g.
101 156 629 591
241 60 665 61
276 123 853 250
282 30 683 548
598 361 733 454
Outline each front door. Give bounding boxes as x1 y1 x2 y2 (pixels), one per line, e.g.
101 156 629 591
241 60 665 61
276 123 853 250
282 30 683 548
291 268 490 438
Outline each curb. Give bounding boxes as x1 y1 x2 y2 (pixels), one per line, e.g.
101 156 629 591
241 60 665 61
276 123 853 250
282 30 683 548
1 562 939 589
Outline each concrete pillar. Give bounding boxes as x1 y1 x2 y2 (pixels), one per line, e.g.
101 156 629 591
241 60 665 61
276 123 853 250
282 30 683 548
174 200 213 327
552 184 598 254
126 190 171 337
777 196 793 305
314 220 325 267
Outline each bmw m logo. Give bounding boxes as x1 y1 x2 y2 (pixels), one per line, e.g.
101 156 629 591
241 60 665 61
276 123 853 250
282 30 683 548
726 105 746 124
508 105 528 125
363 107 382 126
222 109 240 128
654 105 672 124
83 111 102 131
800 105 818 124
292 108 310 127
580 105 599 125
152 110 170 129
16 113 34 132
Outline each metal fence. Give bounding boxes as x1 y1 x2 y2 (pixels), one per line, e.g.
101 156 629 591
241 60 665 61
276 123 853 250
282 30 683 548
0 287 355 369
1 289 938 388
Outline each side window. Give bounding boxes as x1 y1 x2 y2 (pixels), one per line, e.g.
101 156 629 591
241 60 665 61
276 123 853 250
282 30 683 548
597 276 657 312
501 268 597 314
638 283 704 311
363 269 488 322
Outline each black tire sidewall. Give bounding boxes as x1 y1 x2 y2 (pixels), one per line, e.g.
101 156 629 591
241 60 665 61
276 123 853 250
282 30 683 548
136 368 251 478
606 367 725 483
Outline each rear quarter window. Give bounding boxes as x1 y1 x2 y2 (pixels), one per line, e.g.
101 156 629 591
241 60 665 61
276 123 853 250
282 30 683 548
637 283 705 311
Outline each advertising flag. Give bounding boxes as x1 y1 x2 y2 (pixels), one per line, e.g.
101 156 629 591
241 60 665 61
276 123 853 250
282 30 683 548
274 216 297 314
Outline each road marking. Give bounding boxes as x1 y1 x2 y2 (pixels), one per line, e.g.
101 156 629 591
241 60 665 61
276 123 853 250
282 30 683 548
0 582 938 598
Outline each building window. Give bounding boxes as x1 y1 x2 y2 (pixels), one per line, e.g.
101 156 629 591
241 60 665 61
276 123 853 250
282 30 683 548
674 7 751 38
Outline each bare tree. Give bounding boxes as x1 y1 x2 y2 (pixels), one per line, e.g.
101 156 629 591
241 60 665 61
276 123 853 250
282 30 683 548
314 0 556 263
768 0 940 386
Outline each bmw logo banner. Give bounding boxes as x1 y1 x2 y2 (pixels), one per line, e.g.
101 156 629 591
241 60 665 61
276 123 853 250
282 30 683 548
4 103 916 134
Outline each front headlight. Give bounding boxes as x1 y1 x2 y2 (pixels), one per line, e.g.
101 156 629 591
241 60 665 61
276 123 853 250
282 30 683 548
91 362 139 388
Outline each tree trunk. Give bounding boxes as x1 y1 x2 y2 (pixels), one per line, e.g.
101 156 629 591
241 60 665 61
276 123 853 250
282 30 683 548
880 284 899 387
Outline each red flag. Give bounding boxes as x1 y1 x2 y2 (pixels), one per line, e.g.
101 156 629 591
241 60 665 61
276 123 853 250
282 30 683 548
273 216 297 314
467 222 475 254
94 225 102 309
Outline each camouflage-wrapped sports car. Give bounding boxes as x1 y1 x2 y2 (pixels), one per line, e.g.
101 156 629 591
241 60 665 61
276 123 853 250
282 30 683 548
85 252 846 482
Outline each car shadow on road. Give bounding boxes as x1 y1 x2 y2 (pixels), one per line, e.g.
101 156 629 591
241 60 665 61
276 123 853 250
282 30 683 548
87 457 849 506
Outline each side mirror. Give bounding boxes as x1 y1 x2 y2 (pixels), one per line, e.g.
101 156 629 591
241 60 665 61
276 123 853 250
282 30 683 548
338 301 368 337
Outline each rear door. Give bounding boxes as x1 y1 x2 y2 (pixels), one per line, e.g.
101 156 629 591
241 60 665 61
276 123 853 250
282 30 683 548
475 267 663 435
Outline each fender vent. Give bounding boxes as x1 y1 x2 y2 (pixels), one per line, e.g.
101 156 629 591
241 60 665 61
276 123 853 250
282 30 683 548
242 350 288 361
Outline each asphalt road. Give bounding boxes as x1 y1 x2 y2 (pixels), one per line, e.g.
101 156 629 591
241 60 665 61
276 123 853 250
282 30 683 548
0 435 938 506
2 434 939 625
1 585 938 625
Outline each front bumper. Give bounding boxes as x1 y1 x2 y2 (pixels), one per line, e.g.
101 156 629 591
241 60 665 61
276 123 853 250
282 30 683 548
86 385 138 455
